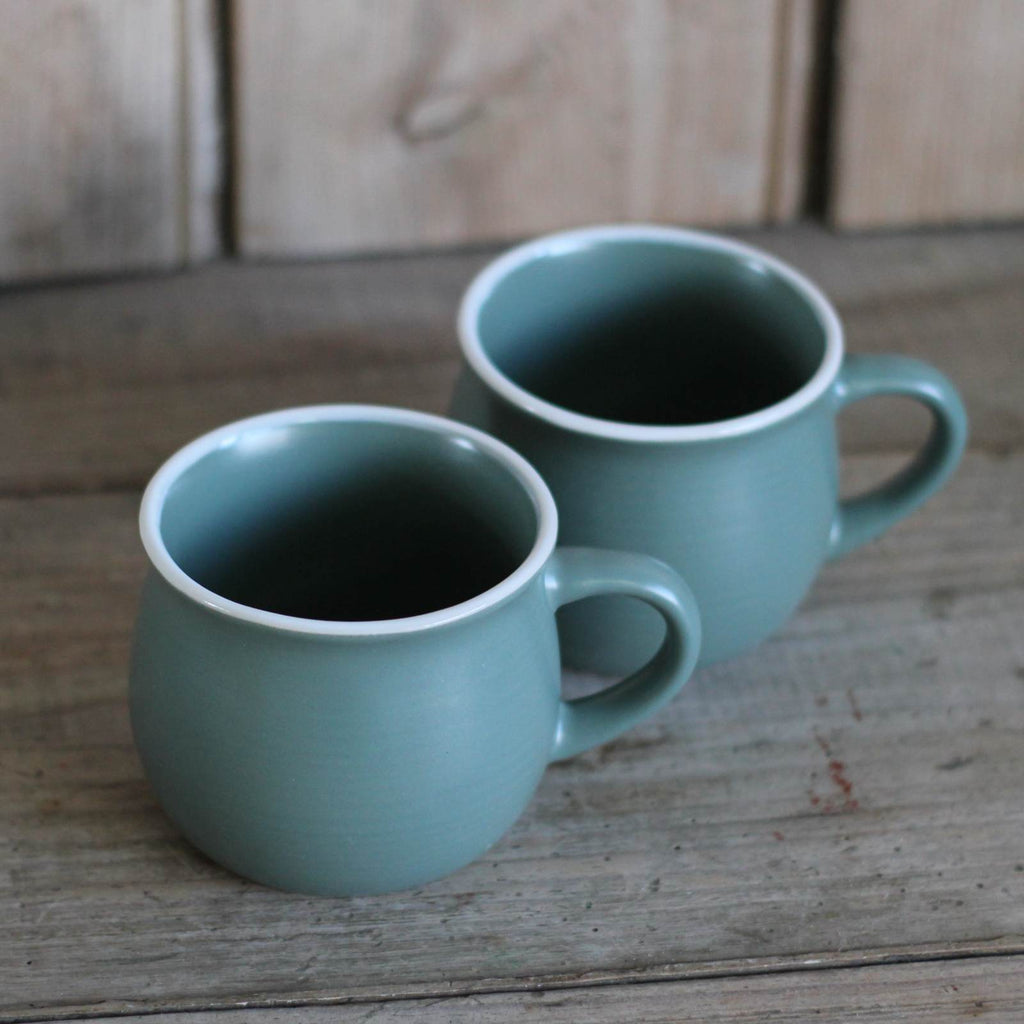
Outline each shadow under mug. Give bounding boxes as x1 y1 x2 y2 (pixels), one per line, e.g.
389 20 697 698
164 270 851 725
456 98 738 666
451 225 968 674
129 405 701 895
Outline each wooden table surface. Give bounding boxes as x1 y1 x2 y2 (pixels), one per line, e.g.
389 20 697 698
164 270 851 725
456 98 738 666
2 224 1022 1022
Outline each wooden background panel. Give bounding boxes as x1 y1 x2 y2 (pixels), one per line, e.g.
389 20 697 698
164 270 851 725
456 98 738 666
831 0 1024 229
0 0 220 283
234 0 802 258
3 454 1024 1017
57 955 1024 1023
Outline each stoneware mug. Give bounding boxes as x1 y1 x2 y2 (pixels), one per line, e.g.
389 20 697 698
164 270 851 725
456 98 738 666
451 225 968 674
130 405 700 895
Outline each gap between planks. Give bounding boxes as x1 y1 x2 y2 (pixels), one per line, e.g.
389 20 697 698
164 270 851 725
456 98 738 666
7 940 1024 1024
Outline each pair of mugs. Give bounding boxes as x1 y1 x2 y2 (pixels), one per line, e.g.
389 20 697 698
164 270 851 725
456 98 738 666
131 226 967 896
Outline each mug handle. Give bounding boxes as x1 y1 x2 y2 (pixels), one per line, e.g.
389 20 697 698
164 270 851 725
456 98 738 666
828 354 968 559
545 548 701 761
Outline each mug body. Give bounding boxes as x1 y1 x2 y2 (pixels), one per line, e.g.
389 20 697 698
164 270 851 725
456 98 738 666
131 571 559 895
130 406 562 895
453 225 844 673
453 374 838 671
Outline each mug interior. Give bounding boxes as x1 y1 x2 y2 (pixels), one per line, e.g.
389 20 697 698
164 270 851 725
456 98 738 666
473 237 829 426
157 418 540 622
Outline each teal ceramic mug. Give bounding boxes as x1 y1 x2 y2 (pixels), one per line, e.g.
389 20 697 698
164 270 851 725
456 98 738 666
130 405 700 895
451 225 968 674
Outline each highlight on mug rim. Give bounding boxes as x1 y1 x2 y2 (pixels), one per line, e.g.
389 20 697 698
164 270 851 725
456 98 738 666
458 224 845 443
138 405 559 637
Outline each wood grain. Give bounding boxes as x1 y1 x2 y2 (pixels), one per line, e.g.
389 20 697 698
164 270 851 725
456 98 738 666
3 451 1023 1018
233 0 789 257
44 954 1024 1022
1 225 1020 496
830 0 1024 228
0 0 220 283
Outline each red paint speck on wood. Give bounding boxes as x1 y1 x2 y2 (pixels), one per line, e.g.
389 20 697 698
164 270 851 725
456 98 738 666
809 732 860 812
847 689 863 721
829 759 854 799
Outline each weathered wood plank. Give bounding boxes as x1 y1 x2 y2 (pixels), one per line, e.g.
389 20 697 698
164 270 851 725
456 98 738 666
0 225 1020 496
0 0 221 283
0 249 477 495
233 0 785 257
33 954 1024 1023
830 0 1024 228
2 452 1023 1018
757 225 1024 454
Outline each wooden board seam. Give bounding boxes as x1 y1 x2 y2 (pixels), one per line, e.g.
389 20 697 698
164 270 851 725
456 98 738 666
9 939 1024 1024
763 0 802 217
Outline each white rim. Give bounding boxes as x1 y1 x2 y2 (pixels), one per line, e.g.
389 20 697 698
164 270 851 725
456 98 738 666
458 224 844 442
139 405 558 636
